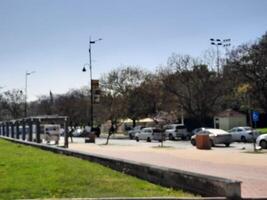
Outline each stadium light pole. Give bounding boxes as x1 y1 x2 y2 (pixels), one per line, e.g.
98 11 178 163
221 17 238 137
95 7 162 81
210 38 222 74
210 38 231 74
25 71 35 117
82 37 102 128
223 39 231 64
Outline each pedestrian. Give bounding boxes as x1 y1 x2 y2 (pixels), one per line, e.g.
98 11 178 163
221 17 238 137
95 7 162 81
106 124 115 145
95 125 101 137
69 127 74 143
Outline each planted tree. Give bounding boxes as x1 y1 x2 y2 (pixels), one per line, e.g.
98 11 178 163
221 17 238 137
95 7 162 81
160 54 225 126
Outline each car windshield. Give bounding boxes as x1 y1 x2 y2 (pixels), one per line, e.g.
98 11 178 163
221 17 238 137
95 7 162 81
134 126 142 130
244 127 252 131
165 125 176 130
176 126 185 129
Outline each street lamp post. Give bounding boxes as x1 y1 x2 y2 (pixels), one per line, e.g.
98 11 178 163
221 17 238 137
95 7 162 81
82 37 102 127
25 71 35 117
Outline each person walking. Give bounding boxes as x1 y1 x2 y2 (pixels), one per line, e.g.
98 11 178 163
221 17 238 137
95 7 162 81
106 124 115 145
69 127 74 143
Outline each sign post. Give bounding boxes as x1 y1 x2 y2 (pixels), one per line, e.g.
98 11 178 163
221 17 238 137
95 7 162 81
252 111 260 151
91 79 101 104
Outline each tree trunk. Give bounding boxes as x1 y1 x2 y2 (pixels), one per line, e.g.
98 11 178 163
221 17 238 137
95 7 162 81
105 133 111 145
133 119 136 127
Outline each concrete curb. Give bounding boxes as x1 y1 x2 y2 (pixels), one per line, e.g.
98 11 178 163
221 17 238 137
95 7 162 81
23 197 227 200
1 137 241 199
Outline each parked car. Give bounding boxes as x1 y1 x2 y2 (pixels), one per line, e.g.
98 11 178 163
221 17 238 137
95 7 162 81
72 127 84 137
191 128 232 147
60 128 65 136
256 134 267 149
164 124 189 140
151 128 166 142
135 127 165 142
228 126 259 142
128 125 144 139
191 127 206 136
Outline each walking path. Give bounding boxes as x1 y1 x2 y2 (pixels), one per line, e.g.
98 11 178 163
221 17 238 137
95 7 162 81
68 141 267 198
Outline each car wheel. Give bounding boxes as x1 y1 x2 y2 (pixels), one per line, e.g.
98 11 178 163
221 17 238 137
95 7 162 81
241 136 247 143
147 137 151 142
191 139 196 146
129 134 133 140
136 137 139 142
260 140 267 149
181 135 186 140
210 139 215 147
169 134 175 141
225 143 230 147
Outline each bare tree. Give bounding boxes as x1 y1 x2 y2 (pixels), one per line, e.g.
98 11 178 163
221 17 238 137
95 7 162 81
1 89 24 119
160 54 225 126
100 66 147 127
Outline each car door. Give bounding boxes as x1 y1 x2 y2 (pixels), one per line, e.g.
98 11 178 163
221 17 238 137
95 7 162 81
229 128 238 141
143 128 152 140
146 129 153 139
236 128 245 141
139 129 147 140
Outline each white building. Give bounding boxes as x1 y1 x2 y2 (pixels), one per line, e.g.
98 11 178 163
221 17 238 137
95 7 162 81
214 109 247 130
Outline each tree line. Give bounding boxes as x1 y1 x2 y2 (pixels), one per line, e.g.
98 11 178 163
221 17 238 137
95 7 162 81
1 32 266 128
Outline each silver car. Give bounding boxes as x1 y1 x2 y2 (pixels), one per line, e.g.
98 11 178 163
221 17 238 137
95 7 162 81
191 128 232 147
256 134 267 149
135 127 165 142
228 126 259 142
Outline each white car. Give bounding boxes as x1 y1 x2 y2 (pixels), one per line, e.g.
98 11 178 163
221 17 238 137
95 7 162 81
72 127 84 137
164 124 189 140
135 127 165 142
256 134 267 149
128 125 144 139
228 126 259 142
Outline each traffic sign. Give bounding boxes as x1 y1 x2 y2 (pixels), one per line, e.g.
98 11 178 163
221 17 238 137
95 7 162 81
91 80 99 90
252 111 260 122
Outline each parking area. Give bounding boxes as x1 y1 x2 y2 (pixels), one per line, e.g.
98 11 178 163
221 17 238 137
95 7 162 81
61 136 267 198
65 136 261 152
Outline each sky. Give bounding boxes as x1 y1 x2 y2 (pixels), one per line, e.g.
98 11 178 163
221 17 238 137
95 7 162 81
0 0 267 101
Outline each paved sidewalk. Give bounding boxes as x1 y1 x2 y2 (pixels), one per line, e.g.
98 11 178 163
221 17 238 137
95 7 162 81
68 141 267 199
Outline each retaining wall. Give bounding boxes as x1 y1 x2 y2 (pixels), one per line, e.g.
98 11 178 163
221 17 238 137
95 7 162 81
0 136 241 199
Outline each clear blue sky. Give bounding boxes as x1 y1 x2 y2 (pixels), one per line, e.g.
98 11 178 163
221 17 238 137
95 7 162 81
0 0 267 100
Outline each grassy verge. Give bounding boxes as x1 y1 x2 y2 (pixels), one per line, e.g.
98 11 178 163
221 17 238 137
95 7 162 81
0 139 194 199
257 128 267 134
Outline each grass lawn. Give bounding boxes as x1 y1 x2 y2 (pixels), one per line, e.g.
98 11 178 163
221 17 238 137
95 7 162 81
0 139 194 200
257 128 267 134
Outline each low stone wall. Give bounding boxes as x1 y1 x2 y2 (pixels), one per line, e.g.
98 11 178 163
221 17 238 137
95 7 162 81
0 136 241 199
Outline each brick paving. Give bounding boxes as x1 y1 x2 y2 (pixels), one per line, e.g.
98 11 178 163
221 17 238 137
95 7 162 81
68 142 267 199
